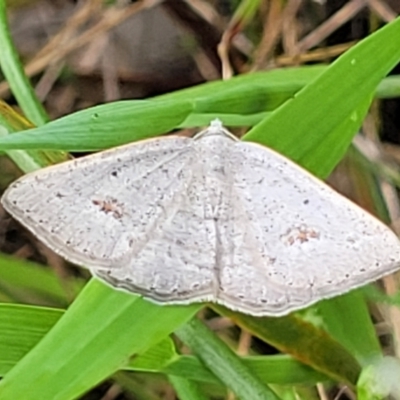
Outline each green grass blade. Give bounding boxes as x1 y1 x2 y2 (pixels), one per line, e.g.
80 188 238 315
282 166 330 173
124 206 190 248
376 75 400 98
317 291 381 363
0 304 63 376
0 252 83 306
0 1 48 125
0 99 193 151
160 354 329 386
0 100 68 171
0 70 399 152
169 375 209 400
176 318 279 400
243 17 400 175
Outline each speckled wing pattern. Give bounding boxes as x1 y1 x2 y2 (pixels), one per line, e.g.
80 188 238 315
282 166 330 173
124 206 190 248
3 120 400 316
217 141 400 315
2 135 218 303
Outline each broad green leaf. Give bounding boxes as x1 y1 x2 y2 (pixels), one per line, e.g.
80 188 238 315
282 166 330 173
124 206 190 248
0 280 201 400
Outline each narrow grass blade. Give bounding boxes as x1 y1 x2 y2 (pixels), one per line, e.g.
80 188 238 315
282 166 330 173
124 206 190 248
176 318 279 400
